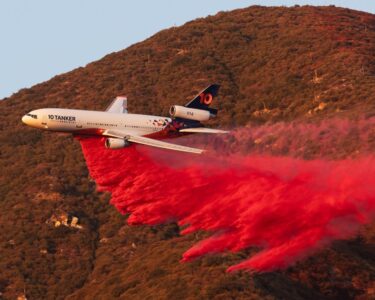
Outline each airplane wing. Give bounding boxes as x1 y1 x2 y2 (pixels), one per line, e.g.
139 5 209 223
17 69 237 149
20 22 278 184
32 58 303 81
179 127 229 134
103 130 204 154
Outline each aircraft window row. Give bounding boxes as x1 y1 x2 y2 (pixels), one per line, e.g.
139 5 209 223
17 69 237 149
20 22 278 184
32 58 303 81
26 113 37 119
87 122 118 127
85 122 159 131
56 120 74 123
123 125 159 130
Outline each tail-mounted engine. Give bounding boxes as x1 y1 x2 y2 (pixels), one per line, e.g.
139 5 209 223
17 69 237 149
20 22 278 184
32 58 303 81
105 138 130 149
169 105 215 122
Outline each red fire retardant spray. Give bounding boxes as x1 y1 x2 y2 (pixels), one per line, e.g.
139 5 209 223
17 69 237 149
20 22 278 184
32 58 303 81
78 120 375 272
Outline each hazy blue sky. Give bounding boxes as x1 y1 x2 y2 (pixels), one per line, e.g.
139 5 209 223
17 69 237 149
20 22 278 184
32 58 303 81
0 0 374 99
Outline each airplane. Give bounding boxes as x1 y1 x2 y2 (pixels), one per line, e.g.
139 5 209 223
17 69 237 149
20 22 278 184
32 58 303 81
21 84 227 154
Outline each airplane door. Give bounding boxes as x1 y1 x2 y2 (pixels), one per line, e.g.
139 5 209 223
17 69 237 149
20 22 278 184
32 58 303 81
76 117 82 129
41 114 48 128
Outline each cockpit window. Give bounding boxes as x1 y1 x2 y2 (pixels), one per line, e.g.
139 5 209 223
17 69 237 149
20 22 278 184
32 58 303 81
26 113 37 119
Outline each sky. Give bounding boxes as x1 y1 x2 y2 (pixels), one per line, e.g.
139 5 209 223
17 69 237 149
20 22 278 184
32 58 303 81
0 1 374 99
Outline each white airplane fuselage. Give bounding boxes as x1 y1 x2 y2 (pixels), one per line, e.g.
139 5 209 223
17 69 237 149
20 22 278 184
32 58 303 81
22 84 226 154
22 108 174 137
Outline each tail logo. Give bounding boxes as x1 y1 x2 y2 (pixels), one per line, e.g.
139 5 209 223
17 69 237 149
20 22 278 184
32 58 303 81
199 93 213 105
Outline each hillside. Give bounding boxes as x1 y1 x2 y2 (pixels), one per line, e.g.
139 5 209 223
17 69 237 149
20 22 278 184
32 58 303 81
1 5 375 299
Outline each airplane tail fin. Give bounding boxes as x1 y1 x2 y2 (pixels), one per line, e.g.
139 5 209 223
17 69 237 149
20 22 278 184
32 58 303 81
106 96 128 113
185 84 220 115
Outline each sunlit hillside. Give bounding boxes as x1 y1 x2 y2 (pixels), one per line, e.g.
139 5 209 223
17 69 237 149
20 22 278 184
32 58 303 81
1 5 375 299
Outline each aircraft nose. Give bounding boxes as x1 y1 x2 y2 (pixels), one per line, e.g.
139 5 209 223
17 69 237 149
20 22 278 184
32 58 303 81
22 115 28 124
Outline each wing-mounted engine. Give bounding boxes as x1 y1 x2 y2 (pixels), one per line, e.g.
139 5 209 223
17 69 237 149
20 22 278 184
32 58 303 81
169 105 215 122
105 138 130 149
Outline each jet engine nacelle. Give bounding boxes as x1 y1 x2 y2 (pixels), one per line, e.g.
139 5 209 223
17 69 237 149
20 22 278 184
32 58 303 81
105 138 130 149
169 105 213 122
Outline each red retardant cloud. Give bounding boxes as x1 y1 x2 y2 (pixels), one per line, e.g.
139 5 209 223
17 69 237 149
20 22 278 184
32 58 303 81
78 123 375 272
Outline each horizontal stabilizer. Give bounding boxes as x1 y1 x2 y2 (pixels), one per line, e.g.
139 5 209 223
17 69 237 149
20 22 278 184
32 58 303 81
180 128 229 134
